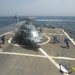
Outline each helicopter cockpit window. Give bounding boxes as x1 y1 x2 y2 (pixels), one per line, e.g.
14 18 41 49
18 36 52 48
32 31 38 37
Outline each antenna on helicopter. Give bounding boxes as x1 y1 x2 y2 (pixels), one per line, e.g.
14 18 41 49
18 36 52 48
14 13 18 23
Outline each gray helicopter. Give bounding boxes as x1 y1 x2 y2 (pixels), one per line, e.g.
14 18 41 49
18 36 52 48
14 18 42 47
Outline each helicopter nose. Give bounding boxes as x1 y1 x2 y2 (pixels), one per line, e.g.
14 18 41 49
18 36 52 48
36 44 41 48
31 40 41 47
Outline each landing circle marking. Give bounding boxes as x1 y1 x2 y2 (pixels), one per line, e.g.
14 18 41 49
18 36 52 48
8 34 50 47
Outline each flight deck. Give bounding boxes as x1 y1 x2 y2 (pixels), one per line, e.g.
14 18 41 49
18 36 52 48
0 28 75 75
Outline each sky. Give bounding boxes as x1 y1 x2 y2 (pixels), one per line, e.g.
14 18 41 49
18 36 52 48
0 0 75 16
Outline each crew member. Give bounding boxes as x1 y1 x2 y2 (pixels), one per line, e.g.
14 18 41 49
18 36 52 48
64 37 70 48
53 35 59 43
0 42 1 48
1 35 5 44
0 35 1 48
0 43 1 48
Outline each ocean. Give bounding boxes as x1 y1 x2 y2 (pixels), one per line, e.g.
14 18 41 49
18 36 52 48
0 16 75 39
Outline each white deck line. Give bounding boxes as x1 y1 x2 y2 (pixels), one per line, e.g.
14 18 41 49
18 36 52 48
62 29 75 45
51 56 75 61
0 31 14 36
0 51 46 58
0 50 75 60
38 48 59 69
43 33 64 35
0 50 3 52
64 73 69 75
41 34 50 45
0 29 18 36
39 48 69 75
8 38 20 47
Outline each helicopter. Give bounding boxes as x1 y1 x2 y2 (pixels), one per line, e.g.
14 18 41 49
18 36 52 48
14 18 42 47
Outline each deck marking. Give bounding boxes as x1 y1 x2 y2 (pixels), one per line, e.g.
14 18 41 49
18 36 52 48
38 48 59 69
0 51 46 58
38 48 70 75
51 56 75 61
64 73 69 75
43 33 64 35
1 31 14 36
8 38 20 47
8 35 50 46
59 34 63 35
0 29 18 36
62 29 75 45
0 50 75 61
8 38 12 43
0 50 3 52
41 34 50 45
0 29 72 75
